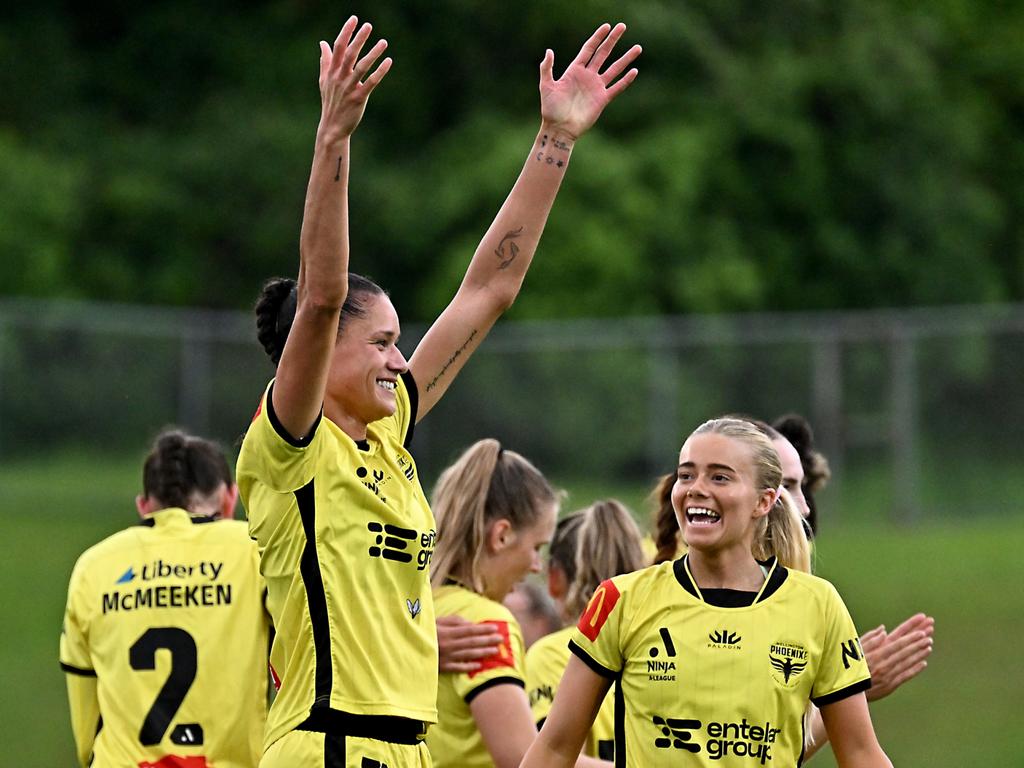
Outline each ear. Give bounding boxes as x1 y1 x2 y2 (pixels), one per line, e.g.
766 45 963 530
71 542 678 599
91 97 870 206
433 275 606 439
752 488 776 520
547 562 568 600
219 483 240 521
136 494 156 519
487 518 515 553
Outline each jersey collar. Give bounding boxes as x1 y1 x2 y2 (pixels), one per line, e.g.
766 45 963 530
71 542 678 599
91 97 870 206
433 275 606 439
673 554 788 606
139 507 218 527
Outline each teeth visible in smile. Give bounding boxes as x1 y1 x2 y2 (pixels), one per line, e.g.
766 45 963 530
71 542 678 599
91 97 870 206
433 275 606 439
377 380 396 391
687 507 721 525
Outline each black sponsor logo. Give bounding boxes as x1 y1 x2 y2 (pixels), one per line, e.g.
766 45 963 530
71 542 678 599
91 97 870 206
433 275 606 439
769 641 808 687
652 715 781 764
647 627 677 680
367 523 435 571
709 628 742 647
841 638 863 670
653 716 701 752
361 759 388 768
367 522 415 563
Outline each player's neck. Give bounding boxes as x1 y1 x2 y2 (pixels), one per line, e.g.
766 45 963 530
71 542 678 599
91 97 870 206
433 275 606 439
325 401 369 442
687 547 764 591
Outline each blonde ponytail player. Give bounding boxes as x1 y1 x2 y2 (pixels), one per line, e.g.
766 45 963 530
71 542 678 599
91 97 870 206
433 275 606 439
522 418 892 768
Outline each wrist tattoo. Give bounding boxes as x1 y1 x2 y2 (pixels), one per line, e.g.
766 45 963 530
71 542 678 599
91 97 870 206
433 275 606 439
540 133 573 167
425 329 479 393
334 156 343 182
495 227 523 270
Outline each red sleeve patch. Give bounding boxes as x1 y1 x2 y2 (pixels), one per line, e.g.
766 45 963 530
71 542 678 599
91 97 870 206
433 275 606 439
139 757 209 768
577 580 621 642
467 620 515 679
251 396 263 423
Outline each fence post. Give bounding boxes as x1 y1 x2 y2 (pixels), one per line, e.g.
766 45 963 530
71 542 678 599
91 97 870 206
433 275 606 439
648 343 681 479
812 335 844 522
178 313 212 434
889 326 919 524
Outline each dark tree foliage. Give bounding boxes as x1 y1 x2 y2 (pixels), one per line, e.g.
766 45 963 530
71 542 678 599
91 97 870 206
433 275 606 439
1 0 1022 317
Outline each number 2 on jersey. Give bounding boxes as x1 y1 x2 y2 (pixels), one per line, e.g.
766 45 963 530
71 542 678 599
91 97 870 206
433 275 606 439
129 627 201 746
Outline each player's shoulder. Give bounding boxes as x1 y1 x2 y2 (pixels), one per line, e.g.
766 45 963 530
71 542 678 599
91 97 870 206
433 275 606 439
74 524 143 566
435 584 515 625
782 567 843 603
612 560 676 599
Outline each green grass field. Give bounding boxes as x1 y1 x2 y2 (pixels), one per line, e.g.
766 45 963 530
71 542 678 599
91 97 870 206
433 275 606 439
3 455 1021 766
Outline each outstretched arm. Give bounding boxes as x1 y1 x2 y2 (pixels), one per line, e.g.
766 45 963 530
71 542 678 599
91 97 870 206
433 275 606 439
409 23 641 419
272 16 391 439
803 614 934 760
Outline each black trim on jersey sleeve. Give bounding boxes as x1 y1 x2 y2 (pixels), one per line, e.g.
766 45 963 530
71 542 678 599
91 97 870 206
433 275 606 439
812 678 872 707
464 676 525 704
568 640 619 680
266 382 322 447
613 671 626 768
295 480 333 704
60 662 96 677
400 370 418 448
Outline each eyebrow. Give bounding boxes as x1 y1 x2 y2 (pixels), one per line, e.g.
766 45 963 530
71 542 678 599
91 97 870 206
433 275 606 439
678 461 737 473
372 330 400 341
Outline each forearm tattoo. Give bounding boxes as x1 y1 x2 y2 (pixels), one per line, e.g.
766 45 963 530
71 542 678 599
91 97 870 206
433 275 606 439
535 133 571 168
334 156 343 182
425 329 479 393
495 227 523 270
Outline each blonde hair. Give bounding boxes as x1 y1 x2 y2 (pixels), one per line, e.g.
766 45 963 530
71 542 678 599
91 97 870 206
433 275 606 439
690 418 810 573
549 500 647 621
430 439 559 593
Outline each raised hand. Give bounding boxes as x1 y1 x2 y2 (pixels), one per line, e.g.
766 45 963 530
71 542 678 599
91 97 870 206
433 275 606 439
317 16 392 143
861 613 935 702
539 22 641 140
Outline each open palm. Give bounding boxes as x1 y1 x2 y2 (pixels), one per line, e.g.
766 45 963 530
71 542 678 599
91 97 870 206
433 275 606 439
540 23 641 139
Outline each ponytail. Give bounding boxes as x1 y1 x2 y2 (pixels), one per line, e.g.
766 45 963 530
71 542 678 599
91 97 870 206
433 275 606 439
650 472 683 565
430 439 558 593
752 488 810 573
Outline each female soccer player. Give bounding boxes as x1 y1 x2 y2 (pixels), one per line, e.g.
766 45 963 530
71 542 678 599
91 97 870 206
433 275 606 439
236 17 642 768
525 499 647 762
522 417 893 768
60 429 269 768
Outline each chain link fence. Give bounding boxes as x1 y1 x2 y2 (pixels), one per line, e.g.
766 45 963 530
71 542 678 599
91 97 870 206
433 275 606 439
3 298 1023 522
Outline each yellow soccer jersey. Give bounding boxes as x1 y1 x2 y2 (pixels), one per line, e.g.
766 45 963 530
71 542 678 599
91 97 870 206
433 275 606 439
427 584 526 768
526 625 616 760
236 373 438 752
570 556 871 767
59 509 270 768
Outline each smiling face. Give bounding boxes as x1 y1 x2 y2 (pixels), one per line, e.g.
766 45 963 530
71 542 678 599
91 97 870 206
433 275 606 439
325 293 408 431
671 432 775 557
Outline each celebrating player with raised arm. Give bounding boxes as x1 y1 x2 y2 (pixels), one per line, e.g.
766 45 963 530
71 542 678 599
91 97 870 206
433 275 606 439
60 430 270 768
236 18 641 768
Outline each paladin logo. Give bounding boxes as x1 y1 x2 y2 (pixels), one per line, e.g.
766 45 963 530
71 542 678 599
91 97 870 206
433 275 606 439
708 629 742 648
406 598 421 619
652 716 701 753
647 627 678 681
769 641 808 687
